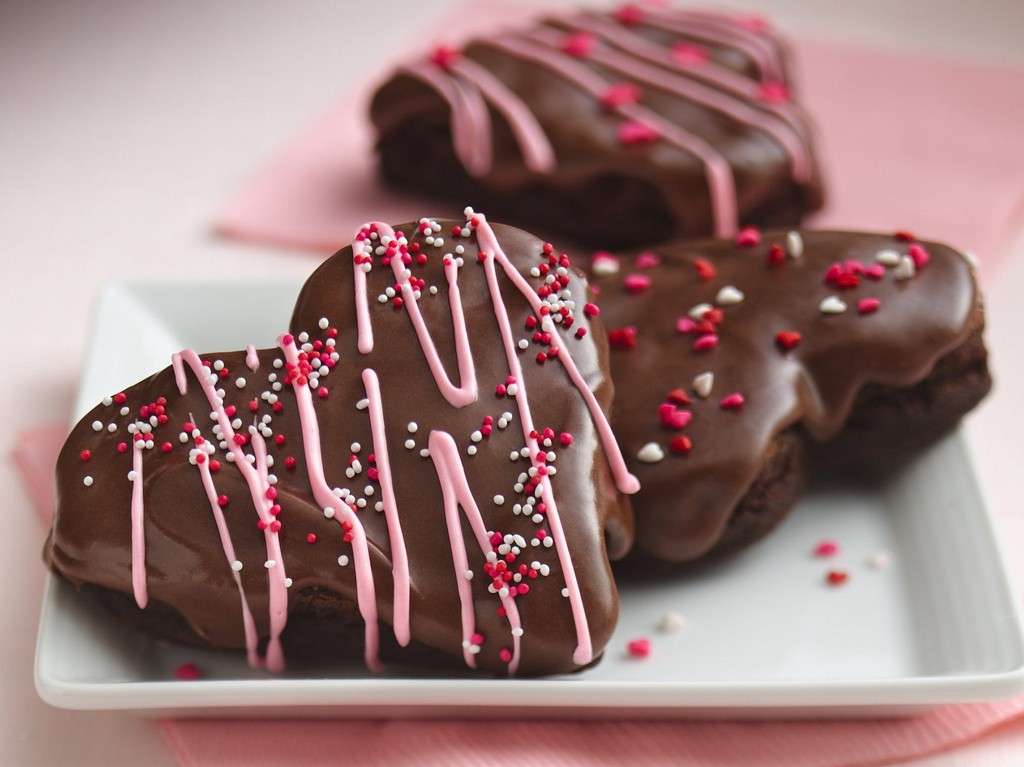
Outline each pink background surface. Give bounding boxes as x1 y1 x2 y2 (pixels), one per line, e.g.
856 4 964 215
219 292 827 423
5 1 1024 764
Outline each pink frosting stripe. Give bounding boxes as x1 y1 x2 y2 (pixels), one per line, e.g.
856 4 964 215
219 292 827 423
475 216 591 665
494 33 737 237
245 344 260 371
568 14 807 133
427 430 523 673
645 8 784 83
352 232 377 354
360 368 411 647
172 350 289 672
536 24 811 183
278 335 382 672
193 442 261 668
388 228 479 408
448 57 556 174
400 62 492 177
129 438 147 609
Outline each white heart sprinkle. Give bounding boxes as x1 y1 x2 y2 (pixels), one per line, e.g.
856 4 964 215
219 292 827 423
875 249 901 267
688 302 713 320
893 255 916 280
786 231 804 258
715 285 744 306
656 610 686 634
592 254 620 276
637 442 665 463
819 296 847 315
693 371 714 398
866 550 892 570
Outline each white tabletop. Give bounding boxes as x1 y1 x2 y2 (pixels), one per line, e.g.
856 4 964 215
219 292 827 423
2 1 1023 764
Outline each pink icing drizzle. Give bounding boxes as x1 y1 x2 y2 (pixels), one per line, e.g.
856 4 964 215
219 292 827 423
361 367 411 647
388 229 478 407
400 62 492 177
428 429 523 673
129 439 147 608
245 344 260 371
493 33 737 236
278 335 383 671
644 8 784 83
172 350 288 672
193 441 261 668
533 24 810 183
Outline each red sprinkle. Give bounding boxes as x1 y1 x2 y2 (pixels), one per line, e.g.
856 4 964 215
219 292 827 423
79 449 91 462
429 45 460 70
814 539 839 557
627 637 651 659
608 326 638 350
583 302 600 317
693 257 716 281
561 32 595 58
217 494 229 508
623 273 652 294
160 442 173 453
669 435 693 455
613 3 645 26
559 432 574 447
635 251 660 269
857 297 881 315
826 569 849 587
692 333 719 352
894 230 916 242
766 243 785 266
498 647 513 663
618 120 660 145
666 388 691 406
174 662 203 681
671 41 709 66
908 243 930 269
600 82 641 110
775 330 801 351
735 227 761 247
758 80 791 104
719 392 745 410
117 442 128 454
306 533 317 544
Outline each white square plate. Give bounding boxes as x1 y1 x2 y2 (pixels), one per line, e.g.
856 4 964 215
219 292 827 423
35 281 1024 718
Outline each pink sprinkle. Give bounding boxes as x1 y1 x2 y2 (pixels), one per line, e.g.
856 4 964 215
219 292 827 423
908 243 930 269
470 632 484 645
623 273 652 294
635 251 661 270
692 333 719 352
814 539 840 558
735 227 761 247
676 316 696 334
600 82 641 109
174 662 203 681
429 46 460 70
719 392 745 410
864 264 885 280
627 637 651 659
618 120 660 145
671 41 709 66
583 302 600 317
659 404 692 431
559 432 574 447
281 333 294 346
858 297 881 315
758 80 791 104
561 32 595 58
614 4 645 26
499 647 513 663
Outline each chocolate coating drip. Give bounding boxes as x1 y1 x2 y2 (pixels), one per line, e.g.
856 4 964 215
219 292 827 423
46 217 634 676
588 230 983 562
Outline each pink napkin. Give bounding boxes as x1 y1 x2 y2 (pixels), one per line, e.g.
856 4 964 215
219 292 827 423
214 8 1024 272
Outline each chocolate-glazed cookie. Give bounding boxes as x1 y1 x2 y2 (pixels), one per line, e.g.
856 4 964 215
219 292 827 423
587 228 989 563
370 5 824 249
45 211 638 676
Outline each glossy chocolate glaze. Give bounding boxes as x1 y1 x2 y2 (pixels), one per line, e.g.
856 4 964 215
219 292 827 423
46 218 635 676
370 7 824 249
588 230 980 562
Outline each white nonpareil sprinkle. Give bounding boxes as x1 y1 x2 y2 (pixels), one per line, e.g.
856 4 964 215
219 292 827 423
231 560 243 572
893 255 916 281
404 439 416 449
284 578 293 588
693 371 714 399
819 296 847 315
715 285 744 306
512 627 524 637
356 398 369 410
875 248 901 267
83 475 94 487
464 570 473 580
337 555 350 567
637 442 665 463
866 550 893 570
591 255 620 276
786 230 804 258
688 302 713 320
467 445 477 456
235 377 246 389
323 506 336 519
91 420 103 432
494 495 505 506
656 610 686 634
318 317 330 330
407 421 418 433
561 588 570 598
264 559 276 569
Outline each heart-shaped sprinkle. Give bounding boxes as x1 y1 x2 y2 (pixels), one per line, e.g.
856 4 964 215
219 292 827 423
591 252 620 275
786 231 804 258
819 296 847 315
715 285 744 306
637 442 665 463
692 371 714 398
893 256 916 281
775 330 801 350
875 249 901 267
